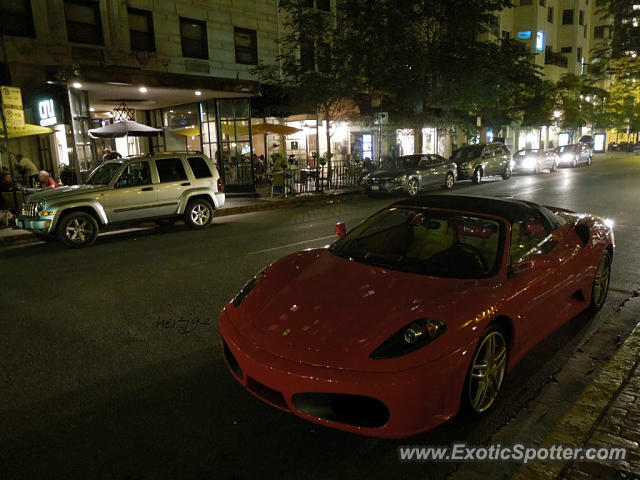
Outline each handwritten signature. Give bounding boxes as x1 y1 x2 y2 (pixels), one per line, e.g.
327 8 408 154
155 316 211 334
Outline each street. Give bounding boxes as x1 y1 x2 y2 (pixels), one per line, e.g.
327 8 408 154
1 153 640 480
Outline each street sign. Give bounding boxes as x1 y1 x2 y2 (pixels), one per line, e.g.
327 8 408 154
1 85 25 130
374 112 388 125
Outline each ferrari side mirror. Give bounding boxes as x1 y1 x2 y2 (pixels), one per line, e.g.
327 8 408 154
335 222 347 238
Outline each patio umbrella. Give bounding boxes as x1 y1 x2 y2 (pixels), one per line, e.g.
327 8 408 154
88 120 163 138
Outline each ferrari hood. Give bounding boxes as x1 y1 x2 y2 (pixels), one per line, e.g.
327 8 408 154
227 249 478 369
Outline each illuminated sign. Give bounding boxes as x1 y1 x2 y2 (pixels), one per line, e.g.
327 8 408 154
517 31 532 39
536 31 545 51
38 99 58 126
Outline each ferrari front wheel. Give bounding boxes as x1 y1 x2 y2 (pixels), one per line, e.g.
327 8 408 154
464 325 507 414
588 250 611 312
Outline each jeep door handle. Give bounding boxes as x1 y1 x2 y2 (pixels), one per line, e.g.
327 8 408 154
181 182 191 186
141 187 153 191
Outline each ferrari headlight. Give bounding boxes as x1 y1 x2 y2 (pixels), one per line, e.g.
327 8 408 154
369 318 446 359
232 269 266 307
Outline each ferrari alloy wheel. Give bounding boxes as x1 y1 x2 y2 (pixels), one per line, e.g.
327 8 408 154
466 326 507 414
444 172 455 190
57 212 99 248
589 251 611 312
472 167 482 185
185 198 214 229
502 164 512 180
407 178 419 197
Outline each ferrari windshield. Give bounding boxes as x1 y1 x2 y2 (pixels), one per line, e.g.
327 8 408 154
330 207 504 278
85 162 123 185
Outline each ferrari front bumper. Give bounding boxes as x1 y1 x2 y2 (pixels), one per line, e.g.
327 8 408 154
219 309 472 438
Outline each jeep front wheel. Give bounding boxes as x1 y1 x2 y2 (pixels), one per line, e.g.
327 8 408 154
57 212 99 248
184 198 214 229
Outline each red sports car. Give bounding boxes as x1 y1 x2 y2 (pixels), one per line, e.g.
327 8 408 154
219 195 614 438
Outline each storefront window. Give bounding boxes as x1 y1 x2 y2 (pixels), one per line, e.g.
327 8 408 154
218 98 253 191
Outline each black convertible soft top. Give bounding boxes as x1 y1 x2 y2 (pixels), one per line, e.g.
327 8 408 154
392 195 554 224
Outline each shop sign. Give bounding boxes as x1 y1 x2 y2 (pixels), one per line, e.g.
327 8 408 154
536 31 545 51
38 99 58 126
1 85 25 130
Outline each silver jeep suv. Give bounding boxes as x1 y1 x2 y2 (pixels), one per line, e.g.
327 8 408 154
17 151 225 248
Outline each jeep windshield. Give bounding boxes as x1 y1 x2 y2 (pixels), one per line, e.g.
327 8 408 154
85 162 123 185
329 207 504 278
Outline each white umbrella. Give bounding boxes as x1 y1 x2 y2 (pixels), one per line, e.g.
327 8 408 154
88 120 163 138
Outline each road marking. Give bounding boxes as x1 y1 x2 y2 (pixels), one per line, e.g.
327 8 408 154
0 240 46 251
248 235 336 255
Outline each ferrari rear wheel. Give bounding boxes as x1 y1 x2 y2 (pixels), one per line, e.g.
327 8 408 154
589 250 611 312
464 325 507 414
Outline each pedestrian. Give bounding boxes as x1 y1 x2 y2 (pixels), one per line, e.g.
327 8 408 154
14 153 38 186
102 148 122 162
38 170 58 189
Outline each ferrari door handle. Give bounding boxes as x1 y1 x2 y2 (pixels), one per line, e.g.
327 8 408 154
181 182 191 186
141 187 153 191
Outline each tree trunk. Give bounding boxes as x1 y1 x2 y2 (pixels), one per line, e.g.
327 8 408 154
414 126 423 154
325 118 332 188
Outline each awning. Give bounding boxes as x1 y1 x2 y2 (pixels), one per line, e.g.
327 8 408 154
172 126 201 137
220 122 302 136
88 120 163 138
171 123 303 137
0 122 54 139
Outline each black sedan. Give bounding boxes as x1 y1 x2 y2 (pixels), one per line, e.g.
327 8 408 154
362 154 457 197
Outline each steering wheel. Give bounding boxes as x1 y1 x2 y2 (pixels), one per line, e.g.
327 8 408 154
454 243 487 271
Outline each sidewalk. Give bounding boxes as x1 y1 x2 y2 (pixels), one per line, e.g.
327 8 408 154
0 186 363 247
511 296 640 480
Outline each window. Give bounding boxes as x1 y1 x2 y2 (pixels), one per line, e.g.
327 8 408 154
64 0 103 45
318 42 331 72
155 158 188 182
300 38 315 71
0 0 35 37
316 0 331 11
562 9 574 24
594 25 606 38
234 27 258 65
520 0 533 5
502 30 511 41
584 24 587 38
489 15 500 36
539 0 545 6
115 162 152 188
180 17 208 59
510 212 554 264
560 46 572 53
579 10 584 25
128 8 155 52
547 7 554 23
577 47 583 62
187 157 213 179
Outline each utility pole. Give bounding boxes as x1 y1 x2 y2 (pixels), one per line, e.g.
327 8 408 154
0 31 20 212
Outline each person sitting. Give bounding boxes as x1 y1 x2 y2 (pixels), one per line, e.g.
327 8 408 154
0 172 14 192
38 170 58 189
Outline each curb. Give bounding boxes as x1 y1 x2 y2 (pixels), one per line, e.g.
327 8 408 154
510 298 640 480
0 188 363 247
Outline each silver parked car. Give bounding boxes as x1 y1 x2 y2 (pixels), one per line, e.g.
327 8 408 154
554 143 593 168
452 143 512 184
511 148 558 173
17 151 225 248
362 154 457 197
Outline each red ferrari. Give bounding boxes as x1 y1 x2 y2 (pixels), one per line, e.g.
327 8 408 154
219 195 614 438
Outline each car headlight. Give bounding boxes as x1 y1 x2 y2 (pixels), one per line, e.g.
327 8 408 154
393 174 407 183
369 318 447 359
232 269 266 307
522 157 537 169
34 201 46 215
562 153 574 161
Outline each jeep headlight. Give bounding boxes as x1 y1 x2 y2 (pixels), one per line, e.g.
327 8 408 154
34 201 46 215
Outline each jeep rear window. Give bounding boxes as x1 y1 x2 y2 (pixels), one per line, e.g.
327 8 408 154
155 158 188 182
187 157 213 178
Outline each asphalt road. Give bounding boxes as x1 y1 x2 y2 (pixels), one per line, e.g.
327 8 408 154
1 153 639 480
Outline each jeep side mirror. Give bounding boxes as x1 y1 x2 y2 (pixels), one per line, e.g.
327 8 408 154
335 222 346 238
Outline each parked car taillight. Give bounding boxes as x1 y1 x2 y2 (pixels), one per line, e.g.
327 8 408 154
217 178 224 192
